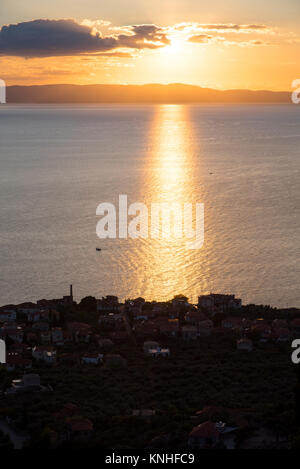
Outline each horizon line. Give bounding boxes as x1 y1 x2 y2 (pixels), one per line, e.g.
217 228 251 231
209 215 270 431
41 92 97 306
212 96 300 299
6 83 290 93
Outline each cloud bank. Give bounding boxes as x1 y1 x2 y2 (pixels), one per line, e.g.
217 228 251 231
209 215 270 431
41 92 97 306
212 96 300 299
0 19 170 57
0 18 293 57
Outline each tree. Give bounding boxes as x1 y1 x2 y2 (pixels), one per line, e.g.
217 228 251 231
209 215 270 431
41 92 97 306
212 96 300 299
173 294 189 302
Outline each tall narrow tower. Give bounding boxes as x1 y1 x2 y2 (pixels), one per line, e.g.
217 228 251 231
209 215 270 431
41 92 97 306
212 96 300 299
70 284 73 302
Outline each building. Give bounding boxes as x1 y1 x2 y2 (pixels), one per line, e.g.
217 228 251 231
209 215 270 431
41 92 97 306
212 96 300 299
0 311 17 322
132 409 156 418
148 347 170 358
28 310 49 323
159 322 179 337
40 331 51 344
198 294 242 314
6 373 42 394
143 341 160 353
272 319 289 329
97 296 119 313
81 353 103 365
221 317 243 330
5 354 32 372
151 302 168 315
17 303 40 315
32 346 57 364
188 421 220 448
67 322 91 343
98 312 123 325
188 421 238 449
291 319 300 336
134 321 159 338
182 325 198 340
67 418 94 440
0 327 23 343
251 324 272 342
105 354 127 368
98 338 114 349
272 328 290 342
185 311 206 325
51 327 64 345
236 338 253 352
32 321 50 332
198 320 213 337
9 343 30 354
62 285 74 306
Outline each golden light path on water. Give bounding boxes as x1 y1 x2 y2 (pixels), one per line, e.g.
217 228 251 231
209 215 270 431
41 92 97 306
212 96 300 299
0 104 299 307
120 105 213 302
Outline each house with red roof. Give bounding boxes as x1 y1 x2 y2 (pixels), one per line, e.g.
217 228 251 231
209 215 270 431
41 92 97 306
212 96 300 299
188 421 220 448
188 420 238 449
67 418 94 440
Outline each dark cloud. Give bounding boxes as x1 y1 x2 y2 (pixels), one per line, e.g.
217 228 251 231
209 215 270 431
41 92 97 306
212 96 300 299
88 51 134 57
0 19 170 57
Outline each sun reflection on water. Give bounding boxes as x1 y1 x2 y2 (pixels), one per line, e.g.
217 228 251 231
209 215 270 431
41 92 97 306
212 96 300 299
127 105 211 301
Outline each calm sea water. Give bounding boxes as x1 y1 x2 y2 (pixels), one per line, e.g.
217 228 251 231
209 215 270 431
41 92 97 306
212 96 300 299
0 104 299 308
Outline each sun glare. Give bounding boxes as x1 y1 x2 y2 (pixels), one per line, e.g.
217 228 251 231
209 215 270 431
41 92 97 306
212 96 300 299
162 38 185 56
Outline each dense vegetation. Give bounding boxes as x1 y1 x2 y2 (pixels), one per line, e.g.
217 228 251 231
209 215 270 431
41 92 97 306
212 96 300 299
0 333 297 448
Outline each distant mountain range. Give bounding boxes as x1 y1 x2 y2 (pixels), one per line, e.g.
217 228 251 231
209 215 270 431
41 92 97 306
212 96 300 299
6 83 291 104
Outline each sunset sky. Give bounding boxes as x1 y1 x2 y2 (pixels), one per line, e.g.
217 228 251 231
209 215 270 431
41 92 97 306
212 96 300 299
0 0 299 90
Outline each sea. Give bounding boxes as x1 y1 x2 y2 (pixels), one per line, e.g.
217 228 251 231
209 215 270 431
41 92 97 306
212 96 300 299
0 103 299 307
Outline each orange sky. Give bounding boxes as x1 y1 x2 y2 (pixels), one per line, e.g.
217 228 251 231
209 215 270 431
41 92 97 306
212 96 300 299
0 1 299 90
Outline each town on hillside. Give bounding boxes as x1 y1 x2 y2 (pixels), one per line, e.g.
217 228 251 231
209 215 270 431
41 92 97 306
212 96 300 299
0 286 300 449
